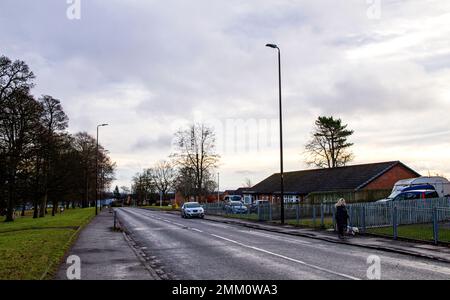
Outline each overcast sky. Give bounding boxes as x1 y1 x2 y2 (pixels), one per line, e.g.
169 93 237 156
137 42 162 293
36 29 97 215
1 0 450 190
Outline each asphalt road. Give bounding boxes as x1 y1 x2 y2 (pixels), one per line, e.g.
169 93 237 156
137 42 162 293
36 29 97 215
116 208 450 280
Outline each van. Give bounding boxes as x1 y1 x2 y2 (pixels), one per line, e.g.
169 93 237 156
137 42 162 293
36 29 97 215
388 176 450 199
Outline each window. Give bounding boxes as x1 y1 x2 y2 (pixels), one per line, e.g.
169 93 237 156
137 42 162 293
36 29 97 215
425 191 439 199
406 192 421 200
394 193 406 201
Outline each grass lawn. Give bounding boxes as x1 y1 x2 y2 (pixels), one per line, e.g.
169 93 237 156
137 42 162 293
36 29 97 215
220 213 259 221
367 224 450 243
0 208 95 280
277 217 334 229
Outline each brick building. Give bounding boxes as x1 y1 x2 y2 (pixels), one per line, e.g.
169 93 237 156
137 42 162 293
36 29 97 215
245 161 420 204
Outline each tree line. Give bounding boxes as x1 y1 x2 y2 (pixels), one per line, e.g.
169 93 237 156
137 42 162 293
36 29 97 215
128 117 355 205
131 123 220 204
0 55 116 222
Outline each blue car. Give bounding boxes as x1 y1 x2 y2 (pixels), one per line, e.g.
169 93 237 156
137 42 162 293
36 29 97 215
378 189 439 203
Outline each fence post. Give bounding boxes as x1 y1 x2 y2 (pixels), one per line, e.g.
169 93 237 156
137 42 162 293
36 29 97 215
269 202 272 222
313 205 316 227
332 205 336 231
393 206 398 240
320 204 324 228
362 206 366 233
433 207 439 245
349 206 353 227
296 203 300 225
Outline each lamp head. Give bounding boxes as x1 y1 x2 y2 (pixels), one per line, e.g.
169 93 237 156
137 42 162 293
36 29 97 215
265 44 278 49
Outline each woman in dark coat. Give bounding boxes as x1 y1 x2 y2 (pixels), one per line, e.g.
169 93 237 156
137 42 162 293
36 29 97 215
335 199 349 239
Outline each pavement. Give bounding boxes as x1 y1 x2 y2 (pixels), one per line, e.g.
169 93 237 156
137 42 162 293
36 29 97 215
201 214 450 264
115 207 450 280
55 210 158 280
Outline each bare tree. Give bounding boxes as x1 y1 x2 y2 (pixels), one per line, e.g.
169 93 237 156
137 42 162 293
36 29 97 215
0 89 42 222
152 160 176 201
38 95 69 217
171 123 220 201
0 56 35 102
0 55 117 221
131 169 155 205
243 178 253 188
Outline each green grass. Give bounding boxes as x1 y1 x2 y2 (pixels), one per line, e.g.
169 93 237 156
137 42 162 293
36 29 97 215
284 217 334 228
0 208 95 280
367 224 450 243
220 213 259 221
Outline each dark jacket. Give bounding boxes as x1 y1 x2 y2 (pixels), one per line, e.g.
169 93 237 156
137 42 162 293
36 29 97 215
335 206 349 225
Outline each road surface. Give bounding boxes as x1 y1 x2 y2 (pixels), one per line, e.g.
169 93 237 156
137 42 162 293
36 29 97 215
116 208 450 280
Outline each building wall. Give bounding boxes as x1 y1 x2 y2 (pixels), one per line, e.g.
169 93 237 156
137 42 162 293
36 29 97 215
363 165 419 190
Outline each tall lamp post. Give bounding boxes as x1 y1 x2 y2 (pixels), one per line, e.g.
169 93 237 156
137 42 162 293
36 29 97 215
266 43 285 225
96 123 109 216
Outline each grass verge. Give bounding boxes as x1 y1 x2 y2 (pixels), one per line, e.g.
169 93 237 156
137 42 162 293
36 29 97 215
367 224 450 243
0 208 95 280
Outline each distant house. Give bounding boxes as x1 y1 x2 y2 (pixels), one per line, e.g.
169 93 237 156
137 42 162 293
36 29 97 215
245 161 421 204
174 191 224 206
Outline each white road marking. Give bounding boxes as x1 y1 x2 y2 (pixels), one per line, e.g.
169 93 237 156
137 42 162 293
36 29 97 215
191 228 204 233
242 230 312 245
210 234 360 280
199 221 231 229
171 222 185 227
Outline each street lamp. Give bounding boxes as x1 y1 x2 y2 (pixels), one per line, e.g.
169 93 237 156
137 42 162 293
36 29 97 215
266 43 285 225
96 123 109 216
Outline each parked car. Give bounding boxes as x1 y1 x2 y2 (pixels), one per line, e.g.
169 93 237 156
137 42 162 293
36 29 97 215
377 190 439 203
225 201 248 214
181 202 205 219
250 200 269 213
224 195 243 203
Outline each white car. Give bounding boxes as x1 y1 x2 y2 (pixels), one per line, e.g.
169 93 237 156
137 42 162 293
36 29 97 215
181 202 205 219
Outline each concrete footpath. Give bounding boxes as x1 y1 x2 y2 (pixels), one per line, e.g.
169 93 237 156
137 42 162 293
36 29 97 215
55 210 157 280
148 209 450 264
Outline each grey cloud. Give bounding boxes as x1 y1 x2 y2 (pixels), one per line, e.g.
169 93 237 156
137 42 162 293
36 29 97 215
2 0 450 189
132 134 173 152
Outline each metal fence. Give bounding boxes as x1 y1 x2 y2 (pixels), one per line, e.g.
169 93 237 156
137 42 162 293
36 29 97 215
204 197 450 244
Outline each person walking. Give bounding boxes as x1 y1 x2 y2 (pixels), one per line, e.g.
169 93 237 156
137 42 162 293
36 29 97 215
335 198 349 239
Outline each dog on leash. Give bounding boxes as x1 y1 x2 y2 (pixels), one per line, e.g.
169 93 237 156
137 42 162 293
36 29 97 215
347 226 360 236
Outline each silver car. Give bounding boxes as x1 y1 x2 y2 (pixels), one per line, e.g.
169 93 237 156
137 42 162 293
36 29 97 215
181 202 205 219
